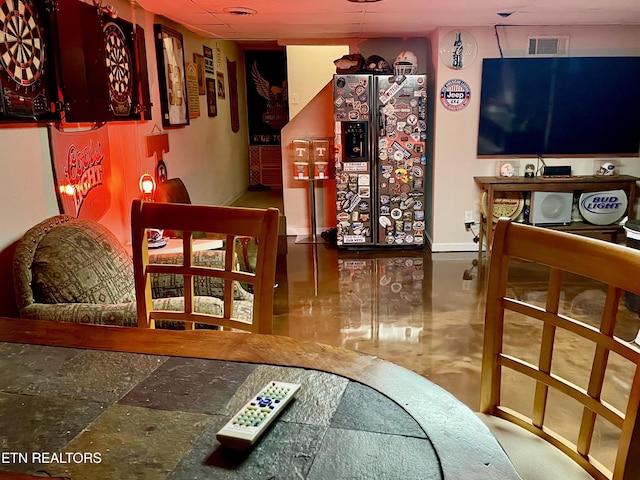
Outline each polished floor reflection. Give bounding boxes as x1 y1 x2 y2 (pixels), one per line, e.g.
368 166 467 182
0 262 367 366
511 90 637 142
272 242 497 409
270 238 640 470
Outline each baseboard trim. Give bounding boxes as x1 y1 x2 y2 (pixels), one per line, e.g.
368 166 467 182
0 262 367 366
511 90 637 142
286 226 331 236
431 242 479 252
225 189 248 206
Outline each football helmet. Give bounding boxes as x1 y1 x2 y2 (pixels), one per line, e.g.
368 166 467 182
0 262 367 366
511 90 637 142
597 161 617 176
364 55 392 74
394 51 418 75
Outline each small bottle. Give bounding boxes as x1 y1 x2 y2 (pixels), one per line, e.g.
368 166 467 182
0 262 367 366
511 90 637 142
452 32 463 69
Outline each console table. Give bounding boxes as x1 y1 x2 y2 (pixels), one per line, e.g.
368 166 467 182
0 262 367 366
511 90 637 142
474 175 639 258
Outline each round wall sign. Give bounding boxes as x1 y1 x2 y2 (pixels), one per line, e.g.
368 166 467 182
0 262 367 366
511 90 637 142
439 30 478 70
578 190 627 225
481 191 525 222
440 79 471 111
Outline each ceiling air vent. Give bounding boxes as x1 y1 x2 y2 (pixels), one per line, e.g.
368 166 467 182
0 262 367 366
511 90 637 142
526 36 569 56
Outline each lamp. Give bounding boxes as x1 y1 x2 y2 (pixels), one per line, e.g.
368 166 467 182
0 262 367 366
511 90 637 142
139 173 156 202
138 174 164 244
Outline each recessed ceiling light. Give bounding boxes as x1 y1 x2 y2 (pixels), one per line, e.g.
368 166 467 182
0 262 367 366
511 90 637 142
222 7 258 16
347 0 383 3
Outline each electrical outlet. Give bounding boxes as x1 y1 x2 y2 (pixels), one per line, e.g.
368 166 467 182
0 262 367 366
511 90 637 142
464 210 474 224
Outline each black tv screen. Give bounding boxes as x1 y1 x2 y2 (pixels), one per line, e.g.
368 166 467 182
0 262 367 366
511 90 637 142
477 56 640 157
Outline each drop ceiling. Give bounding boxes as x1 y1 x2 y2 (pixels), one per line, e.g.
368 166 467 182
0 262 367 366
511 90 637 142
134 0 640 42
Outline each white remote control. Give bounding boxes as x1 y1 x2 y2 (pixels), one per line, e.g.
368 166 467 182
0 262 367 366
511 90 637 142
216 381 301 450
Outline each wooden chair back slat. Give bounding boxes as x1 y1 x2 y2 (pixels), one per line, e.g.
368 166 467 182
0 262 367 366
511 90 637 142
131 199 279 334
481 218 640 480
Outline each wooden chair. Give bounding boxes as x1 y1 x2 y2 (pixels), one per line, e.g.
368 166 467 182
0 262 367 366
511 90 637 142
154 177 254 271
131 199 279 334
480 218 640 480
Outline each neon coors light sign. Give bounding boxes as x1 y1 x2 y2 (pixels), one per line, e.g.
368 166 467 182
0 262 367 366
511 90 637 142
50 124 111 220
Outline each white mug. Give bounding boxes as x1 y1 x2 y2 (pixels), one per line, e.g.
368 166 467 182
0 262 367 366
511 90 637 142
147 228 164 243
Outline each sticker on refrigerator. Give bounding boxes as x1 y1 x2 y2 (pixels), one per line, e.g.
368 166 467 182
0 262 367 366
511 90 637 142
379 82 403 104
395 168 409 183
344 235 366 244
390 208 403 220
358 174 370 185
391 141 412 160
343 162 368 172
346 195 362 212
413 221 426 231
394 103 410 119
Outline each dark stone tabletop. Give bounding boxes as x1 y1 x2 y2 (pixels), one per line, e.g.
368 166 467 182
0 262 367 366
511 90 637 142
0 343 442 479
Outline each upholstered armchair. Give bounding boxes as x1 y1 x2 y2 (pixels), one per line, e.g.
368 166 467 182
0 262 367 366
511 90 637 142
12 215 253 328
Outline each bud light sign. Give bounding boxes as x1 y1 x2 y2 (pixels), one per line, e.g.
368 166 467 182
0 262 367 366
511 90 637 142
578 190 628 225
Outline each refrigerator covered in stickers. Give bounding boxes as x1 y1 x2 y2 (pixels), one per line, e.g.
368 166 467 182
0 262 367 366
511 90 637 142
375 74 427 246
333 72 427 248
333 73 375 246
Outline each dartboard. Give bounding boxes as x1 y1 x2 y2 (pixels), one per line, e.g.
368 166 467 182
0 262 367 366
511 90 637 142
104 21 132 107
0 0 45 88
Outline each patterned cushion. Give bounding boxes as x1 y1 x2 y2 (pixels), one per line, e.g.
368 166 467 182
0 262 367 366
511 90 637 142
19 295 251 329
149 250 253 301
31 220 136 305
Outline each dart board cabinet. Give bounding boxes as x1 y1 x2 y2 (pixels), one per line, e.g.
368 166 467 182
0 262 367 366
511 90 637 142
0 0 150 123
0 0 59 120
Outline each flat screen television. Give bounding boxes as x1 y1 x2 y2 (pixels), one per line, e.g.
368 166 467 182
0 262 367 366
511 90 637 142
477 56 640 157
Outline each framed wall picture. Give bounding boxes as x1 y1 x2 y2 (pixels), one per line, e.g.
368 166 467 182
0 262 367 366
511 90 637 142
186 62 200 119
217 71 226 99
193 53 205 94
154 24 189 127
203 46 215 74
206 78 217 117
